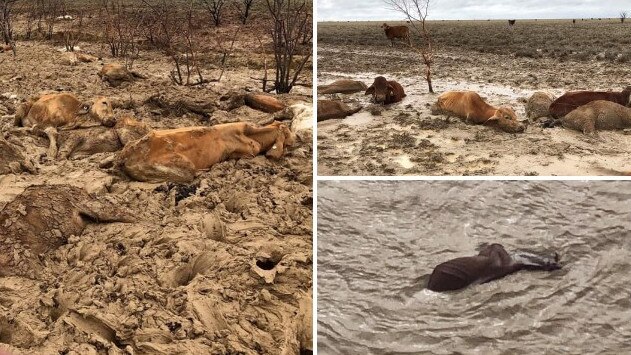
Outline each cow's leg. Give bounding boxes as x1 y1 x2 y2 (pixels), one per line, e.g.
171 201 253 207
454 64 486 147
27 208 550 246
582 119 596 135
58 135 85 160
43 127 59 160
126 154 197 183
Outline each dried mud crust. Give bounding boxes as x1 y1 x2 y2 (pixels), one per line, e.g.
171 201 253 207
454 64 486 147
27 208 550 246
317 20 631 176
0 39 312 354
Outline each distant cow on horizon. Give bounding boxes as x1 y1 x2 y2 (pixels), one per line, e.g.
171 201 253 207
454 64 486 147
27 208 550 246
508 19 516 26
381 23 411 46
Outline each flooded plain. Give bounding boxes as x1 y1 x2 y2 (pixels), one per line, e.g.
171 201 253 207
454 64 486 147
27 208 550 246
318 180 631 354
317 20 631 176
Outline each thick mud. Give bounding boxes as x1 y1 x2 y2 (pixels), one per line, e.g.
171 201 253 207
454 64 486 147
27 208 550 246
0 26 312 355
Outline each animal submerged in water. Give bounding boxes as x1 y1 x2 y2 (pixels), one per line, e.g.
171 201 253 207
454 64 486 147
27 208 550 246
427 243 561 292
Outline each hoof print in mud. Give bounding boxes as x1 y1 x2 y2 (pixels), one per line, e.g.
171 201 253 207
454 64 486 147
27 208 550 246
252 253 285 284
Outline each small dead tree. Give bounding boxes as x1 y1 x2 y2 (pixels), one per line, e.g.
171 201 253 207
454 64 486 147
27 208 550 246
42 0 63 40
63 11 84 51
621 11 627 24
234 0 254 25
100 0 143 68
384 0 435 93
0 0 18 48
167 2 206 86
199 0 225 27
265 0 312 94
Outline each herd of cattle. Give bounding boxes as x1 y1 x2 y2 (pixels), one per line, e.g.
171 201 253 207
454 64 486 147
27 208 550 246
1 66 312 182
317 76 631 135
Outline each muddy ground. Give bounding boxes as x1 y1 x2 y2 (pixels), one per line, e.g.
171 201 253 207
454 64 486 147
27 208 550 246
0 17 313 355
317 20 631 176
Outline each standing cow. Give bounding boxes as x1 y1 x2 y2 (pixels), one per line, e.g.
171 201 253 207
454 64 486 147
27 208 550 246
381 23 411 46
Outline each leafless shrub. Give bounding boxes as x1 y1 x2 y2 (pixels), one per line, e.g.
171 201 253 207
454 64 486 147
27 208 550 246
100 0 143 68
0 0 18 49
265 0 312 94
384 0 435 93
62 10 84 51
161 1 207 86
199 0 225 27
42 0 63 39
234 0 254 25
621 11 628 24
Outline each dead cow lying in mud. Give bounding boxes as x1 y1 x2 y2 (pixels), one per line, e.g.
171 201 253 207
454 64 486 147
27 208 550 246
556 100 631 135
431 91 525 133
549 87 631 118
381 23 411 46
98 63 146 87
15 93 115 129
15 93 116 158
318 79 368 95
317 100 362 121
49 116 151 159
117 121 295 183
365 76 406 105
0 185 133 278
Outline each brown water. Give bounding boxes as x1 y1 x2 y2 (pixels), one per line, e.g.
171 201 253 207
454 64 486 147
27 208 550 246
317 181 631 354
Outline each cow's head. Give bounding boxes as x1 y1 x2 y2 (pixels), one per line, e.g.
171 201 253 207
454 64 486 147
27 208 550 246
486 107 525 133
365 76 394 104
265 122 296 159
381 23 390 29
79 97 115 127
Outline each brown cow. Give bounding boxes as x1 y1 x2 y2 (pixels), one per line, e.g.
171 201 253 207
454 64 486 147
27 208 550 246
365 76 406 105
381 23 411 46
560 100 631 135
49 116 151 160
98 63 145 87
431 91 525 133
117 121 295 182
549 87 631 118
15 93 115 129
317 100 362 121
245 93 286 113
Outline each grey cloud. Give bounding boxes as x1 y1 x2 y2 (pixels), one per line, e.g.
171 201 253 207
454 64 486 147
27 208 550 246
318 0 631 21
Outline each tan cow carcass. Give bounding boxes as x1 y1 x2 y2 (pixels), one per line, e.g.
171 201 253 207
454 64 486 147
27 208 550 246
431 91 525 133
117 121 296 183
15 93 115 129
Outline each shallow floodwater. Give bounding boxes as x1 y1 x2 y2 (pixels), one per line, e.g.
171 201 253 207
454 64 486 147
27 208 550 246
318 181 631 354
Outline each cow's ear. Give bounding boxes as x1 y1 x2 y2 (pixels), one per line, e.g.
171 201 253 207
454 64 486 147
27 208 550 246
365 85 375 95
486 114 500 122
387 83 396 96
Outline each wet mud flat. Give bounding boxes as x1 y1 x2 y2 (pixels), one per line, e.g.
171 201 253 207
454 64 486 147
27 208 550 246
318 180 631 354
0 33 312 354
317 20 631 176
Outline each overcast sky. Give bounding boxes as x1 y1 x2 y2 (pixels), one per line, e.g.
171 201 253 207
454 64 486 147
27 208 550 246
318 0 631 21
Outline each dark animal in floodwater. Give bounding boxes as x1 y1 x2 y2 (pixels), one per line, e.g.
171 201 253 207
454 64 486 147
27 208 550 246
549 87 631 119
365 76 406 105
427 243 561 292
